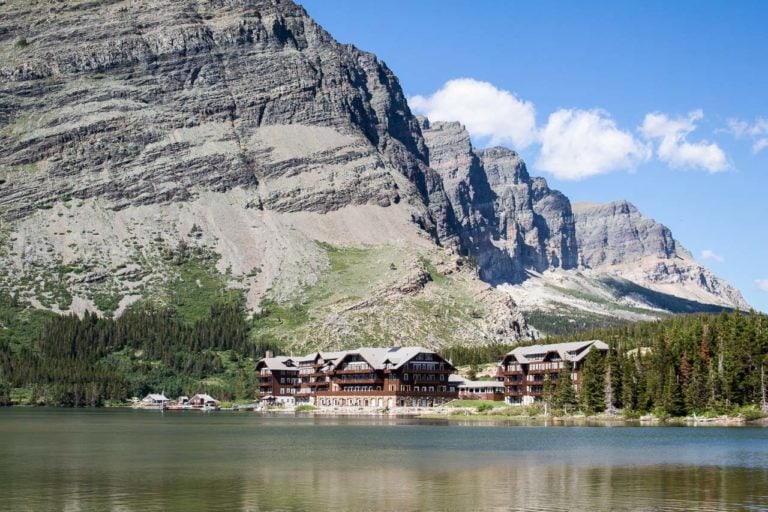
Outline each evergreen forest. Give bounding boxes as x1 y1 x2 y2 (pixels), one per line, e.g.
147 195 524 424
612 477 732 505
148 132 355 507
1 287 766 418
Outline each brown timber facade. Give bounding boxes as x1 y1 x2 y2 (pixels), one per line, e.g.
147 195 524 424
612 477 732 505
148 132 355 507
498 340 609 405
256 347 459 408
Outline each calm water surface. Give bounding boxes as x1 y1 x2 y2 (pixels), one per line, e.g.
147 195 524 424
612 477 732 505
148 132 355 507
1 408 767 511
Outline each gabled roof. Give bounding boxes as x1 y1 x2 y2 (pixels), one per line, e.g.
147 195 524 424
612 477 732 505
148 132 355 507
144 393 169 401
257 356 298 371
502 340 609 364
295 351 347 365
319 351 346 361
332 347 450 371
191 393 218 403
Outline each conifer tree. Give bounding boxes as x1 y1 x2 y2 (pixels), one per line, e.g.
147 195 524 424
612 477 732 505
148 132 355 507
662 367 686 417
579 349 606 414
554 358 578 413
621 353 639 411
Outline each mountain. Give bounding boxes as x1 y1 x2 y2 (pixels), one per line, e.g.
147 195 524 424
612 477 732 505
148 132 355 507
417 119 747 335
572 201 747 309
0 0 747 347
420 119 578 286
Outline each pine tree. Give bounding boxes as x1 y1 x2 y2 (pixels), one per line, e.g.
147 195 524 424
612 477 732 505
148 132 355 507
662 367 686 417
621 353 639 411
554 358 578 413
579 350 606 414
604 348 623 411
684 354 708 414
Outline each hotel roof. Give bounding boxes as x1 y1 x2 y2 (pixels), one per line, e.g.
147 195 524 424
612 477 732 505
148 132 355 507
258 347 451 372
502 340 609 364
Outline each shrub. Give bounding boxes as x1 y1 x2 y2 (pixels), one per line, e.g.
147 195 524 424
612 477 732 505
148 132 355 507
735 405 765 421
476 403 494 413
621 409 642 419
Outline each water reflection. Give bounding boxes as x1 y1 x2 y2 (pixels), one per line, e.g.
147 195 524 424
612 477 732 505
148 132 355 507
1 409 767 511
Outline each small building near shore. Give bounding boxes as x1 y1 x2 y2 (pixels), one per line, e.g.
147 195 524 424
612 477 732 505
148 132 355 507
189 394 219 407
140 393 170 407
457 380 505 401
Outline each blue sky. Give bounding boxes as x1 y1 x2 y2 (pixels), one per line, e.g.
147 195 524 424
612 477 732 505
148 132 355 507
301 0 768 312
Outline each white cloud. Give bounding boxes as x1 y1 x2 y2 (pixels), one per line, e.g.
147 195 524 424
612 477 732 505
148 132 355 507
754 139 768 153
700 249 724 263
726 117 768 154
756 279 768 292
640 110 729 172
409 78 538 149
536 109 651 180
411 79 736 180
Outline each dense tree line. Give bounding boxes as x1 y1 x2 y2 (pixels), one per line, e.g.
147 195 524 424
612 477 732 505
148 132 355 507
2 291 766 415
601 311 768 416
0 297 276 406
456 311 768 416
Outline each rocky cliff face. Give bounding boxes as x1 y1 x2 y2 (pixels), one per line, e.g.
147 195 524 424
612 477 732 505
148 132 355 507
573 201 748 309
0 0 458 241
420 119 578 284
0 0 748 344
417 118 748 328
573 201 683 267
0 0 527 348
478 146 578 275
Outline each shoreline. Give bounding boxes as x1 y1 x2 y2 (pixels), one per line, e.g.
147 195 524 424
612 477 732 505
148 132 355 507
415 411 756 426
3 404 765 427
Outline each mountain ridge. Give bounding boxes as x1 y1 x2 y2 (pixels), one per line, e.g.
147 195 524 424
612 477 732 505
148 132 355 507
0 0 748 346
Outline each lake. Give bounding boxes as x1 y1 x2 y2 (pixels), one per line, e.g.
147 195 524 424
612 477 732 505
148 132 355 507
1 409 767 511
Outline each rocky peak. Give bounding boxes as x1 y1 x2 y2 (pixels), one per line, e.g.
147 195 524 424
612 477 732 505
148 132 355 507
475 147 530 187
419 118 578 283
572 200 747 309
573 200 686 268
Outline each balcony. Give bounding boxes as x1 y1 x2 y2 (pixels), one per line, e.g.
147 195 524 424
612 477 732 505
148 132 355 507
404 365 449 373
333 378 382 385
404 375 440 381
333 368 377 375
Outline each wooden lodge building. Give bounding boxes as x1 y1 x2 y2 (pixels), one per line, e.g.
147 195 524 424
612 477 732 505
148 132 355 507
455 378 505 401
498 340 609 405
256 347 459 408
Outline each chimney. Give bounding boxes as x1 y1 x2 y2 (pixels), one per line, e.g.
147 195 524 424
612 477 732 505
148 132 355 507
266 350 274 358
